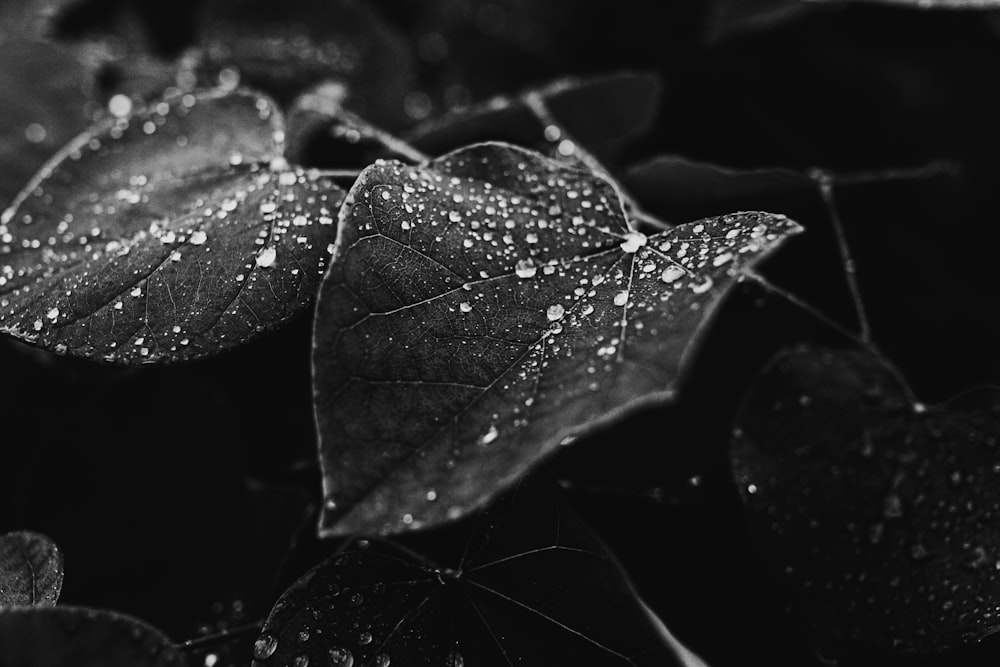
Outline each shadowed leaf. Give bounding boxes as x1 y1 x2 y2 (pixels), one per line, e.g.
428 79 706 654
407 72 661 161
252 484 706 667
808 0 1000 7
0 87 344 364
0 531 63 607
0 38 94 208
0 605 188 666
623 156 815 224
732 345 1000 658
312 141 801 536
199 0 415 126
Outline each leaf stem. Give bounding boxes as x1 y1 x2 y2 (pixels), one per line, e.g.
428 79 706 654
810 169 872 343
175 620 265 651
831 159 961 187
747 272 924 408
336 107 431 164
745 272 869 349
522 91 664 231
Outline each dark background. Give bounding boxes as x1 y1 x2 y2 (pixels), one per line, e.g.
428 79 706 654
3 1 1000 665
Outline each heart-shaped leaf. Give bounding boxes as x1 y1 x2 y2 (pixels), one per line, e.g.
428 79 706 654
0 87 344 363
731 345 1000 657
252 484 705 667
0 531 63 607
0 605 188 666
0 38 94 208
312 141 801 536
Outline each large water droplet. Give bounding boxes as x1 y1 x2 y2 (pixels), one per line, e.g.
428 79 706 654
619 231 647 253
546 304 564 321
256 246 277 268
481 425 499 445
252 633 279 660
515 258 537 279
660 265 684 283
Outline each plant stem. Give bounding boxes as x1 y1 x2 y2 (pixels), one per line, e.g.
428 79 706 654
810 169 872 343
175 620 265 651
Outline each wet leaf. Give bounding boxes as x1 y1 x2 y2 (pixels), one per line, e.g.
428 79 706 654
0 605 188 666
312 141 802 536
199 0 416 126
0 531 63 607
0 38 94 208
0 87 345 364
252 484 705 667
407 72 661 161
731 345 1000 658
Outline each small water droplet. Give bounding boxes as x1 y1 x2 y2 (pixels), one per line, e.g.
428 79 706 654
359 632 372 646
446 650 464 667
481 425 499 445
459 301 472 313
252 633 279 660
294 657 310 667
613 290 629 307
327 647 354 667
546 304 564 321
374 654 390 667
190 230 207 245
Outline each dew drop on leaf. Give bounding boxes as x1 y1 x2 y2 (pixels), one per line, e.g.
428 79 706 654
253 633 279 660
546 304 565 321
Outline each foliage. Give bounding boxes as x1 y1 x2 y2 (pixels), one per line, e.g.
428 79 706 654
1 1 998 666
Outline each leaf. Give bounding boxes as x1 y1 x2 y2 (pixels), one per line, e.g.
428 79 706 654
0 531 63 607
806 0 1000 7
0 87 345 364
312 141 802 536
407 72 661 161
731 345 1000 657
252 484 706 667
0 605 189 666
0 38 94 208
199 0 416 126
623 156 815 224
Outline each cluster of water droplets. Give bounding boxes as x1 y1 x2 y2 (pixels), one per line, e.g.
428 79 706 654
0 87 343 362
316 142 800 536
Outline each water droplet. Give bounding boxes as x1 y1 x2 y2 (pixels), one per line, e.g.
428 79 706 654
374 654 390 667
515 258 537 279
661 265 684 283
24 123 46 144
613 290 629 307
546 304 564 321
359 632 372 646
294 657 310 667
190 231 207 245
481 425 499 445
108 94 132 118
446 651 464 667
327 647 354 667
459 301 472 313
252 633 279 660
256 247 277 268
883 494 903 519
619 231 647 253
46 307 59 321
691 277 714 294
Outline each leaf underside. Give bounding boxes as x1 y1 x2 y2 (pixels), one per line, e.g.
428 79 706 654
0 605 187 667
313 141 802 536
732 345 1000 657
0 87 344 364
253 484 697 667
0 531 63 608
